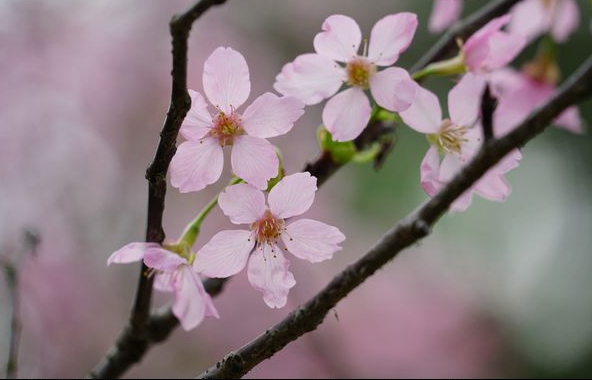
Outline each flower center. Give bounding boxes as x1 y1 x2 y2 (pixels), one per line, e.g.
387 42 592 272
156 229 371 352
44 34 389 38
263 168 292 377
427 119 468 154
522 58 560 85
210 112 243 146
251 210 285 245
345 57 376 89
541 0 556 9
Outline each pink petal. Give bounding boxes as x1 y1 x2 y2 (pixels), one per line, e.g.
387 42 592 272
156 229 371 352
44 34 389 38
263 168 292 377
464 14 511 72
475 148 522 201
218 183 266 225
368 12 418 66
170 138 224 193
247 244 296 308
428 0 463 33
551 0 580 43
268 172 317 219
493 80 550 136
180 90 213 141
508 0 549 41
282 219 345 263
450 190 474 212
172 265 219 331
231 135 278 190
474 171 511 201
555 106 584 134
143 247 186 272
154 272 175 292
419 148 473 212
439 153 474 212
439 152 465 182
399 85 442 134
194 230 254 278
107 242 160 265
241 93 305 138
313 15 361 62
448 73 486 127
420 146 443 197
486 67 524 97
322 87 372 142
274 53 345 105
203 47 250 113
370 67 417 112
482 31 526 71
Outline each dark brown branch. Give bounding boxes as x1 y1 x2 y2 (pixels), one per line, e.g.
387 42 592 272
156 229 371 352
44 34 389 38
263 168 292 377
2 230 40 379
2 258 20 380
481 84 496 141
87 0 226 378
410 0 521 73
197 55 592 379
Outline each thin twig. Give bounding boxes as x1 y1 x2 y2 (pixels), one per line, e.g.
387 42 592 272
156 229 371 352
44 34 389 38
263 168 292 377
2 257 19 380
2 229 40 379
197 55 592 380
481 84 496 141
410 0 521 73
87 0 227 378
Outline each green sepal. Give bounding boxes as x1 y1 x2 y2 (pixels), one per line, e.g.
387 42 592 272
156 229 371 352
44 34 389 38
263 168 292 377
317 125 357 164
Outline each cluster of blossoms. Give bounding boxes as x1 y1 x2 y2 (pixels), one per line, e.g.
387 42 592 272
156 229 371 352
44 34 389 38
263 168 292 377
429 0 580 42
109 6 584 330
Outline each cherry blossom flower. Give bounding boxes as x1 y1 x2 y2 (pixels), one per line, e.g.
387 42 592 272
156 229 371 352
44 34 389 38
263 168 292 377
194 172 345 308
274 13 418 142
461 14 526 74
429 0 463 34
108 242 219 330
509 0 580 43
400 73 522 212
170 47 305 192
490 61 583 136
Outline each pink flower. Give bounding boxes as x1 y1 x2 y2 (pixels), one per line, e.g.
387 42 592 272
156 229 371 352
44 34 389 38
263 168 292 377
490 65 583 136
194 172 345 308
462 14 526 74
108 242 219 330
274 14 418 142
509 0 580 43
170 47 305 192
400 73 522 212
429 0 463 34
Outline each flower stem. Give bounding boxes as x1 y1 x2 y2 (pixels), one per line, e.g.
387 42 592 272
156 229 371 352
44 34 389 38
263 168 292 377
412 54 466 81
179 177 242 247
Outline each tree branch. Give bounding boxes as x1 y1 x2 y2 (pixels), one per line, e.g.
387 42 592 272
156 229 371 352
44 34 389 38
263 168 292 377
481 84 496 141
410 0 521 73
87 0 227 378
197 55 592 379
2 229 40 379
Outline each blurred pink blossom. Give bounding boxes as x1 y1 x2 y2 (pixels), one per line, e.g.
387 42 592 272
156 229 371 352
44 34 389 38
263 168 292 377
108 242 218 330
195 172 345 308
400 73 522 211
490 63 583 136
462 14 526 74
170 47 304 192
509 0 580 43
274 13 418 141
428 0 463 33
